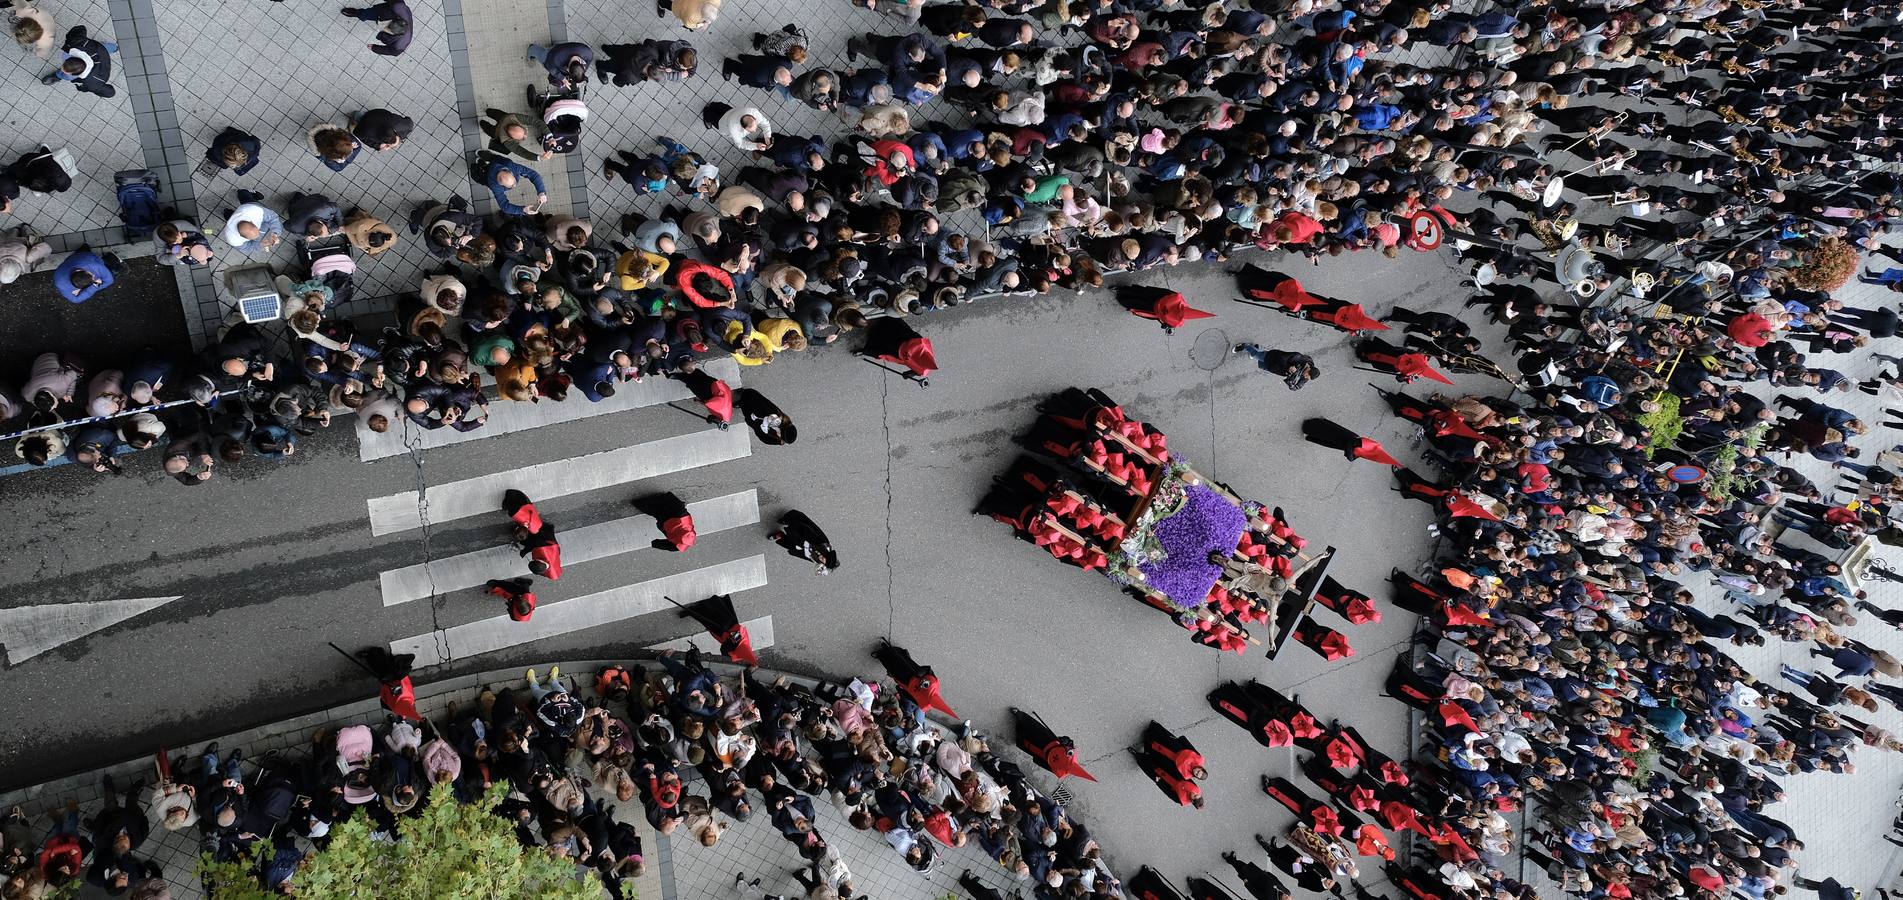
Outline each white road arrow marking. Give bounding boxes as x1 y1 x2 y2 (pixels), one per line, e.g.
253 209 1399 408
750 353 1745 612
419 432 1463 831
0 596 181 666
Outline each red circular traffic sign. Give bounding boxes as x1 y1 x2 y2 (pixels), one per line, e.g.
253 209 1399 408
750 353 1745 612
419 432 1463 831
1407 211 1443 250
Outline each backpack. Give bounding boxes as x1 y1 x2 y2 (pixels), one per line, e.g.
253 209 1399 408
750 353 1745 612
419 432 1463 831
114 170 163 241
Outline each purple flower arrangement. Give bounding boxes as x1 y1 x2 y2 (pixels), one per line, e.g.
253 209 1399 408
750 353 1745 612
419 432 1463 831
1137 483 1248 609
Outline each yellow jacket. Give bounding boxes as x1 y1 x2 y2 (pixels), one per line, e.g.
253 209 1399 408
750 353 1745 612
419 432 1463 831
756 317 804 352
615 250 670 292
722 319 775 366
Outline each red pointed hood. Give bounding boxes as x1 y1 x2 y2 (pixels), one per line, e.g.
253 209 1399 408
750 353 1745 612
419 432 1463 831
1042 744 1098 781
1274 281 1323 310
1309 805 1344 836
1344 596 1381 624
905 676 958 718
1398 353 1455 384
1328 305 1389 331
508 500 545 533
1352 437 1403 467
1438 701 1479 732
662 515 697 551
1347 785 1381 813
1138 292 1215 327
1261 720 1294 747
1441 602 1491 627
1445 492 1501 520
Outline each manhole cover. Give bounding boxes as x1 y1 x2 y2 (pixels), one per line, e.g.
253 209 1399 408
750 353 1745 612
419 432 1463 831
1189 327 1231 371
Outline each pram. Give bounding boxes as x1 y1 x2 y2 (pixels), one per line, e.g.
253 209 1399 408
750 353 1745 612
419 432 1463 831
114 169 163 242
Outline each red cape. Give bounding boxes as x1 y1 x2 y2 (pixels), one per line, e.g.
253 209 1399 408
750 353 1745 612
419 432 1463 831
882 336 938 376
530 542 563 580
379 676 420 721
508 500 545 533
718 624 760 666
702 380 734 422
661 515 698 551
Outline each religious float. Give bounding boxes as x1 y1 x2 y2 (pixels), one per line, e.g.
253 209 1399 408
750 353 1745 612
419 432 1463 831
979 388 1375 660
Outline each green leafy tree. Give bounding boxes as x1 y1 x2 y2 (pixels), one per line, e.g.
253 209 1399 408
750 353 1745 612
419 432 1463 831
201 782 605 899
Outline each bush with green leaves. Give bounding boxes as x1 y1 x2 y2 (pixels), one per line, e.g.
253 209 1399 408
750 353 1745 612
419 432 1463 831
201 783 607 900
1636 393 1684 458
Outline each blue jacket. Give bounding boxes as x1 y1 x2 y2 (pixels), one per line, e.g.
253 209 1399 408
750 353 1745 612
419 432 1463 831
484 159 547 215
54 251 113 303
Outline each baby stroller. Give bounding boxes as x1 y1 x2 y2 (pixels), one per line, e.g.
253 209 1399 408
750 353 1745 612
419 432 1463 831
529 83 588 155
114 169 163 242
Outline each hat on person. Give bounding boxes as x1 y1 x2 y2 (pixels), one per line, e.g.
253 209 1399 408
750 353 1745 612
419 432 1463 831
0 258 21 284
186 375 218 405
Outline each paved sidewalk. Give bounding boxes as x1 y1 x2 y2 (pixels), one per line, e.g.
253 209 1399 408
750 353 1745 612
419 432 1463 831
0 659 1054 900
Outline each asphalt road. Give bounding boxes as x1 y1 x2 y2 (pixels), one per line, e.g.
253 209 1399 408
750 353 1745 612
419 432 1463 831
0 247 1449 883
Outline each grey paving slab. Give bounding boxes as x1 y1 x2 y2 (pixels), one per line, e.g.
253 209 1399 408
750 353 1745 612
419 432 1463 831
0 0 145 236
459 0 570 214
153 0 469 334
